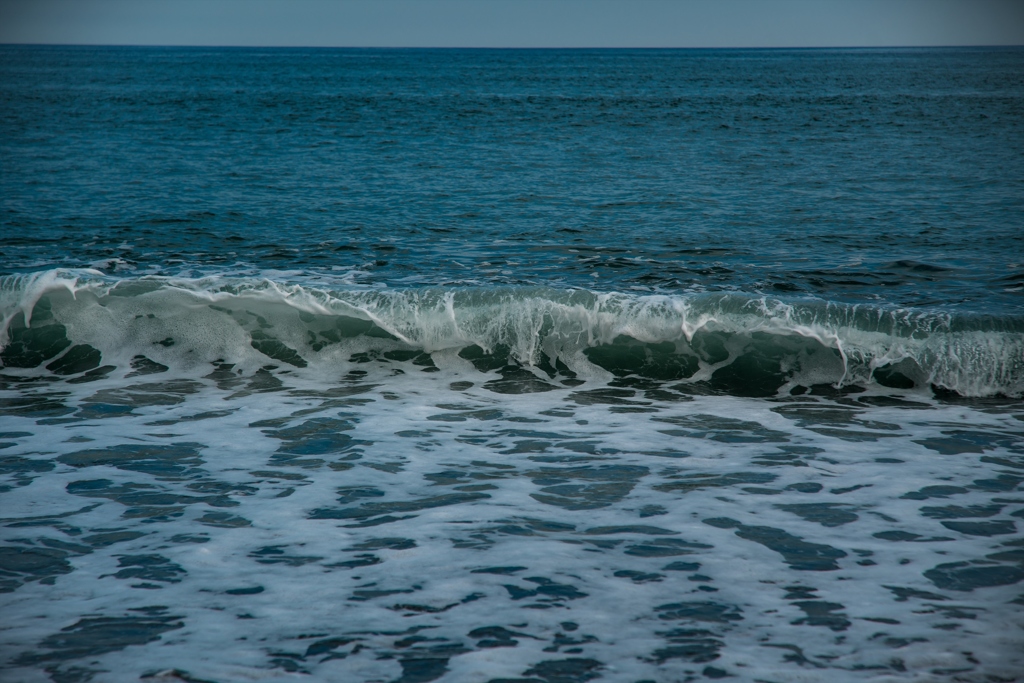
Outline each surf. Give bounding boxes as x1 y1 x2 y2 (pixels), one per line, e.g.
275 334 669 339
2 269 1023 398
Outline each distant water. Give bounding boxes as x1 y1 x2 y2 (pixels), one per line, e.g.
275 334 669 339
1 46 1023 683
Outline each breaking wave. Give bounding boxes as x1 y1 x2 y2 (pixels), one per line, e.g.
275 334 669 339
2 270 1023 397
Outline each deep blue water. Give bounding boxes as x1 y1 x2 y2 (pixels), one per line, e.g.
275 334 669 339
3 46 1024 310
1 47 1023 683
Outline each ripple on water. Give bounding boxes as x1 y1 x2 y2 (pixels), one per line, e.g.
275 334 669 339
1 359 1022 681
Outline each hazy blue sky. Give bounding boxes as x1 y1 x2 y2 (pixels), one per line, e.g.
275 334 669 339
1 0 1022 48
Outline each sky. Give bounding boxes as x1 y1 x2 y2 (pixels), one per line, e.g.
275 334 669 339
0 0 1022 49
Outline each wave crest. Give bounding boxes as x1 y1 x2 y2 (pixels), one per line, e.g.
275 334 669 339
2 270 1022 397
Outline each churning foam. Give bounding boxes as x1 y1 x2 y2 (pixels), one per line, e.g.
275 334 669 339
2 270 1023 397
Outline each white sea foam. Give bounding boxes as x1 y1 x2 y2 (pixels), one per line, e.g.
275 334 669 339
2 271 1023 397
0 352 1021 682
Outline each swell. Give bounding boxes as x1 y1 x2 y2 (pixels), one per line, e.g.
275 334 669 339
2 270 1023 397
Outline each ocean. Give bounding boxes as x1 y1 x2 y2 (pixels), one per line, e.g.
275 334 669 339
1 46 1023 682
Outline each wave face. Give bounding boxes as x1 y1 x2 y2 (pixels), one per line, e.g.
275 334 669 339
3 270 1022 398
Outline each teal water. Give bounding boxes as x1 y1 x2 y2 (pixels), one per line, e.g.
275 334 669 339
1 47 1023 683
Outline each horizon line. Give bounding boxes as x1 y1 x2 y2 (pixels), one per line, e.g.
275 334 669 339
3 43 1023 50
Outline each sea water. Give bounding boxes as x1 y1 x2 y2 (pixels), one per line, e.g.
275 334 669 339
1 47 1023 683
